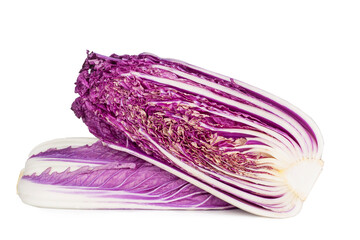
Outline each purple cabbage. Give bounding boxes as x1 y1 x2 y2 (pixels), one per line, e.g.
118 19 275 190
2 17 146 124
17 138 233 210
71 52 324 218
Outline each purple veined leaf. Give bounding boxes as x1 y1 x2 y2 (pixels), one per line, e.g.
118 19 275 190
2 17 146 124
17 138 234 210
71 52 324 218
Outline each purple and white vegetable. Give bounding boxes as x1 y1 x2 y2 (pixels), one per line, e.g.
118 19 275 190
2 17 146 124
71 52 324 218
17 138 232 210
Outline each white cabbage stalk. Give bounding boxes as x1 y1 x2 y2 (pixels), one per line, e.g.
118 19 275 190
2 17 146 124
17 138 233 210
71 52 324 218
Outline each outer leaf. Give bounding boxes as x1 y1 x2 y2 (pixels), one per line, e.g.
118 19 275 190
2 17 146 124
72 52 324 218
17 138 233 210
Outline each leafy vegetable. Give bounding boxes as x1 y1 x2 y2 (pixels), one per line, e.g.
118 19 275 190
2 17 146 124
17 138 233 210
72 51 324 218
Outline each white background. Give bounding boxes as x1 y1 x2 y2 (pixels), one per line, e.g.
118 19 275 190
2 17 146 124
1 0 359 239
